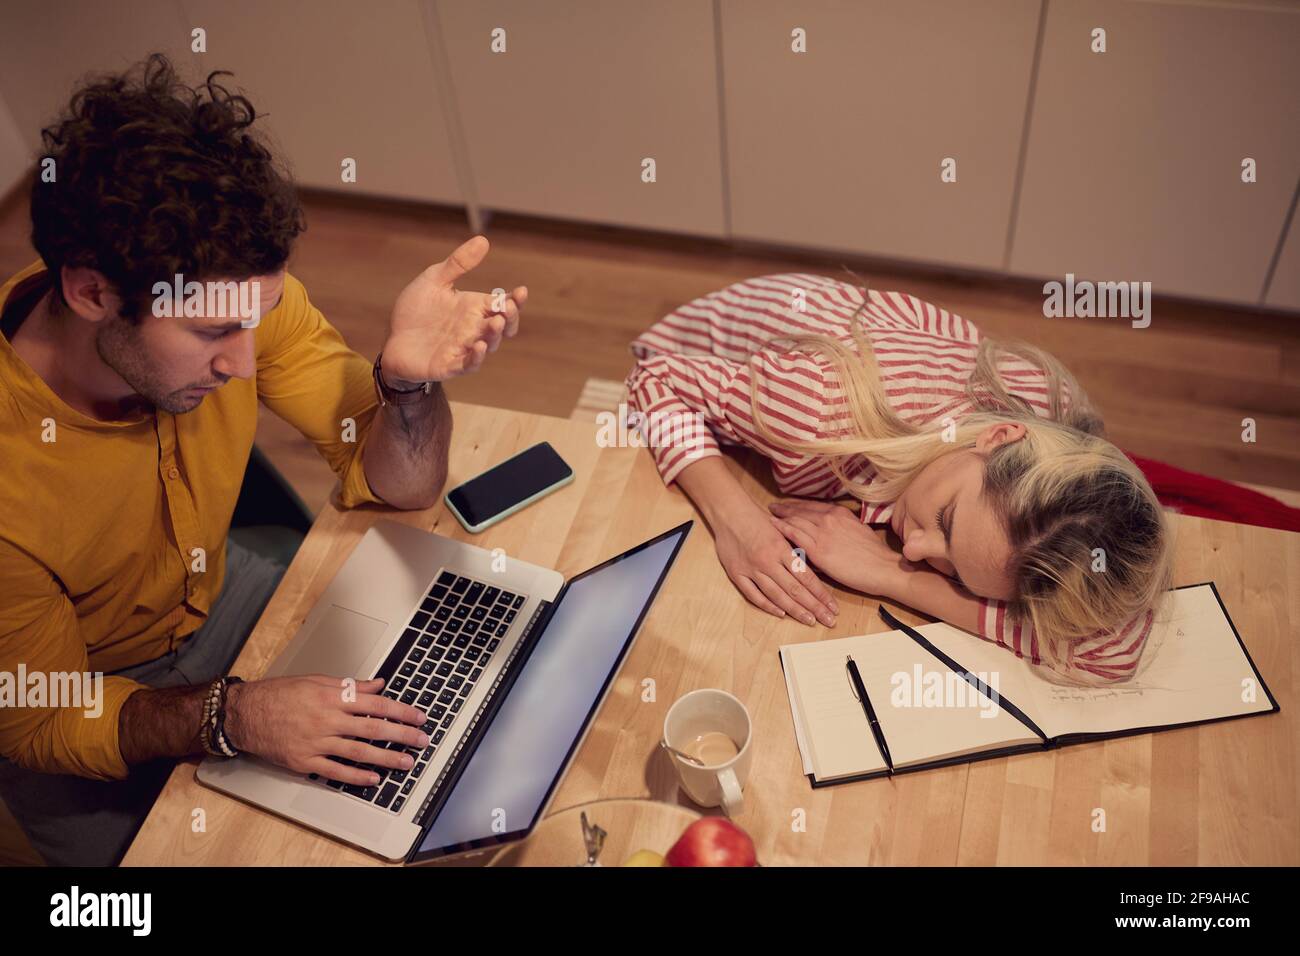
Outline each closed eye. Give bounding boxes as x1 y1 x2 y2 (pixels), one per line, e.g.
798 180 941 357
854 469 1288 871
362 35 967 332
936 505 952 546
936 505 966 589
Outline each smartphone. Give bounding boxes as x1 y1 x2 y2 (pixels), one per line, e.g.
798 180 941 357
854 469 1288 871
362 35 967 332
443 441 574 533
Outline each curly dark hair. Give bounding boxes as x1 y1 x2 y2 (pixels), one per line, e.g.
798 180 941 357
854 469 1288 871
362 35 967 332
30 52 305 322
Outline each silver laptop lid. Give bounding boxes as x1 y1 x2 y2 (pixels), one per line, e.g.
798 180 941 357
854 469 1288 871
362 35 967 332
409 520 692 862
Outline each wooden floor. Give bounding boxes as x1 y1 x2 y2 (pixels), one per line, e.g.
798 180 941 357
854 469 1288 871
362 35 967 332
2 184 1298 515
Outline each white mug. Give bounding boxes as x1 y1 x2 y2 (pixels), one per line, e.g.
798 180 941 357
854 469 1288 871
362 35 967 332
663 689 752 817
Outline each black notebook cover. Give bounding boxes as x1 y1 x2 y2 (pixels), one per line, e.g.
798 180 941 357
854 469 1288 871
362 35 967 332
781 582 1280 789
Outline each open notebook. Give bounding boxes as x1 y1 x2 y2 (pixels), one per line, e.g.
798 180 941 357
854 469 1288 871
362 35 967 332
780 582 1278 787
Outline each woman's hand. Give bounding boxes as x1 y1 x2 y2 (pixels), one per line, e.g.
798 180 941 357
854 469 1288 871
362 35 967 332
713 498 840 627
768 499 916 601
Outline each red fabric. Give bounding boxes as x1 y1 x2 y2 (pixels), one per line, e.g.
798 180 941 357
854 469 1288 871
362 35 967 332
1127 454 1300 533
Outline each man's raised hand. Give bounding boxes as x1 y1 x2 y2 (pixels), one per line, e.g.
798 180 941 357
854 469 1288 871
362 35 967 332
381 235 526 384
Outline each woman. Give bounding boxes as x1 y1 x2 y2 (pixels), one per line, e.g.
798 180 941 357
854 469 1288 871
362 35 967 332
624 272 1173 685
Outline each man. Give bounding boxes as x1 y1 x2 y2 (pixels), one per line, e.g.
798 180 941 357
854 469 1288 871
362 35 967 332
0 54 526 865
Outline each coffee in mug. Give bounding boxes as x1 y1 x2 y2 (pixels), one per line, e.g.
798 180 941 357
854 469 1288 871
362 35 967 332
681 731 740 766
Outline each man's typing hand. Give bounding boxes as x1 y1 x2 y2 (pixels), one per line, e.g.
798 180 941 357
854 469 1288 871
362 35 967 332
224 675 428 786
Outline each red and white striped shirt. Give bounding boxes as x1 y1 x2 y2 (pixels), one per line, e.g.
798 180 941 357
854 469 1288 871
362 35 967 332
624 272 1151 683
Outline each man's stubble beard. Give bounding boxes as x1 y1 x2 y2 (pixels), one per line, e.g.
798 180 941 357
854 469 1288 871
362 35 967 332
94 317 200 415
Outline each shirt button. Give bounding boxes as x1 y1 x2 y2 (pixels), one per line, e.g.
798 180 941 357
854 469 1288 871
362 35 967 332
168 466 180 480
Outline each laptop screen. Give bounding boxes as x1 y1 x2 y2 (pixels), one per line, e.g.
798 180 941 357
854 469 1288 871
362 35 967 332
412 521 690 860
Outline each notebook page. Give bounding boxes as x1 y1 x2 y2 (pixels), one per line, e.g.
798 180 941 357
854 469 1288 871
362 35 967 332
898 620 1071 738
778 646 814 776
913 585 1272 741
852 629 1043 768
782 637 888 780
1029 584 1271 738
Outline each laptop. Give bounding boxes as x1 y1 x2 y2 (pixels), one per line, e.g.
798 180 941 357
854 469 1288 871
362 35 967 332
197 517 692 862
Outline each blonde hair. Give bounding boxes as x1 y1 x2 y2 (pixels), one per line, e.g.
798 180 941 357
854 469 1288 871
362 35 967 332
747 284 1174 684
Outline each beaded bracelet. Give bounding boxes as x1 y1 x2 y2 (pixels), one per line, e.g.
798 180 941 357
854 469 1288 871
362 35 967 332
199 678 223 757
213 676 243 756
199 676 243 758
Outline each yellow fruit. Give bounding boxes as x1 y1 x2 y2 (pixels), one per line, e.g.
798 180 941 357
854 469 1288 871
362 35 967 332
622 849 665 867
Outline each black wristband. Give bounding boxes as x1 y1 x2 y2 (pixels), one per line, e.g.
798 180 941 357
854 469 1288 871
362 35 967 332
373 351 433 406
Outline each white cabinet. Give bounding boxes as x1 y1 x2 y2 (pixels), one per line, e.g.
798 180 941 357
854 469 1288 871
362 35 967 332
180 0 462 203
1009 0 1300 306
434 0 726 237
1 0 1295 313
0 0 194 155
720 0 1040 270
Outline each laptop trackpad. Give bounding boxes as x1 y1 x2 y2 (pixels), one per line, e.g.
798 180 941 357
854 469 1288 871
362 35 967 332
280 605 389 679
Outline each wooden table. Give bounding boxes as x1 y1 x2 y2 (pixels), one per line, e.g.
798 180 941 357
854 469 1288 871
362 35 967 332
123 402 1299 866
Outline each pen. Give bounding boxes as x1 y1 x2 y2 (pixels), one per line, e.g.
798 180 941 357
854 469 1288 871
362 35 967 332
846 655 893 772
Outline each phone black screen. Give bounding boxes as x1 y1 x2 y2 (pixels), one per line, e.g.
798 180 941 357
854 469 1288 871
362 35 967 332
445 442 572 528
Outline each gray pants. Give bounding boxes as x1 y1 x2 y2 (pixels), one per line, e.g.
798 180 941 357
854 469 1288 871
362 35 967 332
0 536 292 866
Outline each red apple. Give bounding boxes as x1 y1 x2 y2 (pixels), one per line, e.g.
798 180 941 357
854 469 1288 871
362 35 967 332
664 817 757 867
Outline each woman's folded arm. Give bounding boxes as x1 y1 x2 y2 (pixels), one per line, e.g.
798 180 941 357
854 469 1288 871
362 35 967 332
624 346 831 487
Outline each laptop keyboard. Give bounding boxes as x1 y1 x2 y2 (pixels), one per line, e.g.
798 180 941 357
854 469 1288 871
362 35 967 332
320 569 526 813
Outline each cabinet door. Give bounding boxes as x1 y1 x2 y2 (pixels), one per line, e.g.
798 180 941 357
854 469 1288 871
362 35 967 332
181 0 462 203
0 92 29 196
1009 0 1300 306
1265 198 1300 311
721 0 1039 270
0 0 194 154
435 0 725 237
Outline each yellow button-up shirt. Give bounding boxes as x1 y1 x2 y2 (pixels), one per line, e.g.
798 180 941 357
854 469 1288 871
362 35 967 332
0 259 384 779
